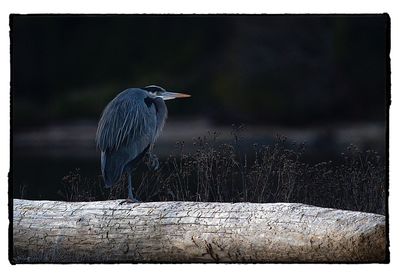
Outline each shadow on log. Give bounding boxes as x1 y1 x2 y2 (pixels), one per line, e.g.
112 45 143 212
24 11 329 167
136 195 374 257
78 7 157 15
11 199 387 263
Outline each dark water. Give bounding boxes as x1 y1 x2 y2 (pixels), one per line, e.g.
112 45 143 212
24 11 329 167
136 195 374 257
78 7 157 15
12 154 99 200
12 122 386 201
13 146 385 201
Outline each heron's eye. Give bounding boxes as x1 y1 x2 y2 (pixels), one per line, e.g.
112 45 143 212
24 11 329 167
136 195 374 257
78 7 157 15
150 91 162 97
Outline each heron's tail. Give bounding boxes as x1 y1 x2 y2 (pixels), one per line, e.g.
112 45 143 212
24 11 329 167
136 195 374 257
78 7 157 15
101 151 125 188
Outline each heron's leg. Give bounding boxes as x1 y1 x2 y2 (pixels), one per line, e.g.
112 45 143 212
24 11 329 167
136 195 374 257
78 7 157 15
146 152 159 171
121 172 141 204
127 173 134 200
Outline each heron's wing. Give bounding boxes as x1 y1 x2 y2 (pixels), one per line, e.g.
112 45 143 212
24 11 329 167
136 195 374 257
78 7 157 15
95 91 157 186
100 143 150 187
95 91 157 152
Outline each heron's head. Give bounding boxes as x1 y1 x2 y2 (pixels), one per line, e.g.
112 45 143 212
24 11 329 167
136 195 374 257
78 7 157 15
144 85 191 101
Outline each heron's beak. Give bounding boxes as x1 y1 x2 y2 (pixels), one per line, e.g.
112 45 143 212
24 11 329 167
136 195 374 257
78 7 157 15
161 91 191 101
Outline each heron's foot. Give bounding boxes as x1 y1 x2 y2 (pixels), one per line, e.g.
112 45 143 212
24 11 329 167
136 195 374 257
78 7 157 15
146 153 159 171
119 197 141 205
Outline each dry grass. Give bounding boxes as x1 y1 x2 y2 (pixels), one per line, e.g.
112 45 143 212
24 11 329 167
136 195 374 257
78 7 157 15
61 129 386 215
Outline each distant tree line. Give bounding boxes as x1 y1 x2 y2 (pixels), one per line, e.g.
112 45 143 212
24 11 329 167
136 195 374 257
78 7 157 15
11 15 389 128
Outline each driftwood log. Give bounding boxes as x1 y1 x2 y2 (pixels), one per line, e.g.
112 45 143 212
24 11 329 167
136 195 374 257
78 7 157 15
12 199 387 263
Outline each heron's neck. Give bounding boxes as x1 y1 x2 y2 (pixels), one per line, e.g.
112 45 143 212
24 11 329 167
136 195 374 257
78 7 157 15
153 98 168 140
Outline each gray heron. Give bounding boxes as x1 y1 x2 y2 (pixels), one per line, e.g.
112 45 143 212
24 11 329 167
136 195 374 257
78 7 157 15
95 85 190 202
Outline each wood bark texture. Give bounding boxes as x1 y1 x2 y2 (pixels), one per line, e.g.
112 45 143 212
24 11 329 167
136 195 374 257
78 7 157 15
12 199 387 263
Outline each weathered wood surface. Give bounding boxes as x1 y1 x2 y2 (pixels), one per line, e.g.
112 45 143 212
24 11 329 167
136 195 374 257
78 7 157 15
12 199 387 263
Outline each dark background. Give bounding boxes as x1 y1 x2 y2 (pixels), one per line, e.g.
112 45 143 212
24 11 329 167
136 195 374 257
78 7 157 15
11 15 389 200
